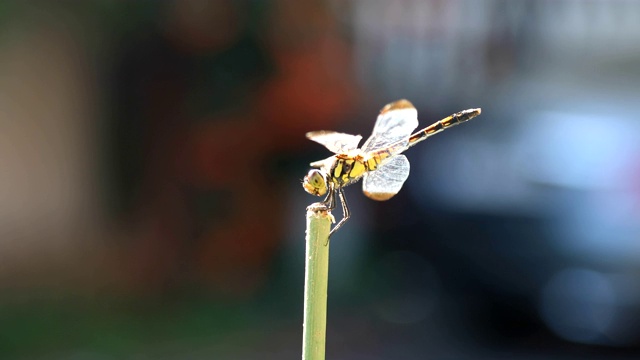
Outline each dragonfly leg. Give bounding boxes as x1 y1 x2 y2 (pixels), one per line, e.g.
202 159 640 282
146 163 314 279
328 188 350 238
323 188 336 210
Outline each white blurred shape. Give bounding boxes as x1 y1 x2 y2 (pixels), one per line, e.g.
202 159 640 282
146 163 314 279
540 268 616 344
518 111 640 264
409 137 531 213
0 7 103 278
519 111 640 190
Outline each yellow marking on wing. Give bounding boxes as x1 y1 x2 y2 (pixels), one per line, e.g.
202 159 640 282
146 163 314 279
379 99 416 115
363 191 396 201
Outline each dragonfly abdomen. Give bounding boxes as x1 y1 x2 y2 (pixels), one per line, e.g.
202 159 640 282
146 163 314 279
363 148 394 172
408 108 481 148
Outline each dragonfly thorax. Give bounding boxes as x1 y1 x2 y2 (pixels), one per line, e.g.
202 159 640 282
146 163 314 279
327 152 373 187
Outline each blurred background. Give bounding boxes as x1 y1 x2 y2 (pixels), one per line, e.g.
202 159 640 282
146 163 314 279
0 0 639 359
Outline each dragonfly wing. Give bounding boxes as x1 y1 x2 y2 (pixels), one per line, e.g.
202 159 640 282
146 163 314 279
306 131 362 154
361 99 419 153
309 155 335 169
362 155 410 201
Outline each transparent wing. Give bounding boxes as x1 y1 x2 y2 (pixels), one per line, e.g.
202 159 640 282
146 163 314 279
306 131 362 154
362 155 410 201
361 100 419 153
309 155 334 170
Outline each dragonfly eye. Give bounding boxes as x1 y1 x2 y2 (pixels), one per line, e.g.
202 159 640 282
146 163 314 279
303 170 327 196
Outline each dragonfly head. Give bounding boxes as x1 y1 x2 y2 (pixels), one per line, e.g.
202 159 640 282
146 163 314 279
303 169 328 197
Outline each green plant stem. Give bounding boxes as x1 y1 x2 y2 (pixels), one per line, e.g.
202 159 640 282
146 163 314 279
302 203 332 360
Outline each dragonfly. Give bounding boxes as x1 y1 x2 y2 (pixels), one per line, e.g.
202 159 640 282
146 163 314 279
303 99 481 237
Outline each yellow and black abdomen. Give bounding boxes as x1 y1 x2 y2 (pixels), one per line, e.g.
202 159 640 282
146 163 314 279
363 148 393 172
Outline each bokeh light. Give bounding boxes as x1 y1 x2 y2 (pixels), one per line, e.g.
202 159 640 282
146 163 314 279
0 1 639 359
